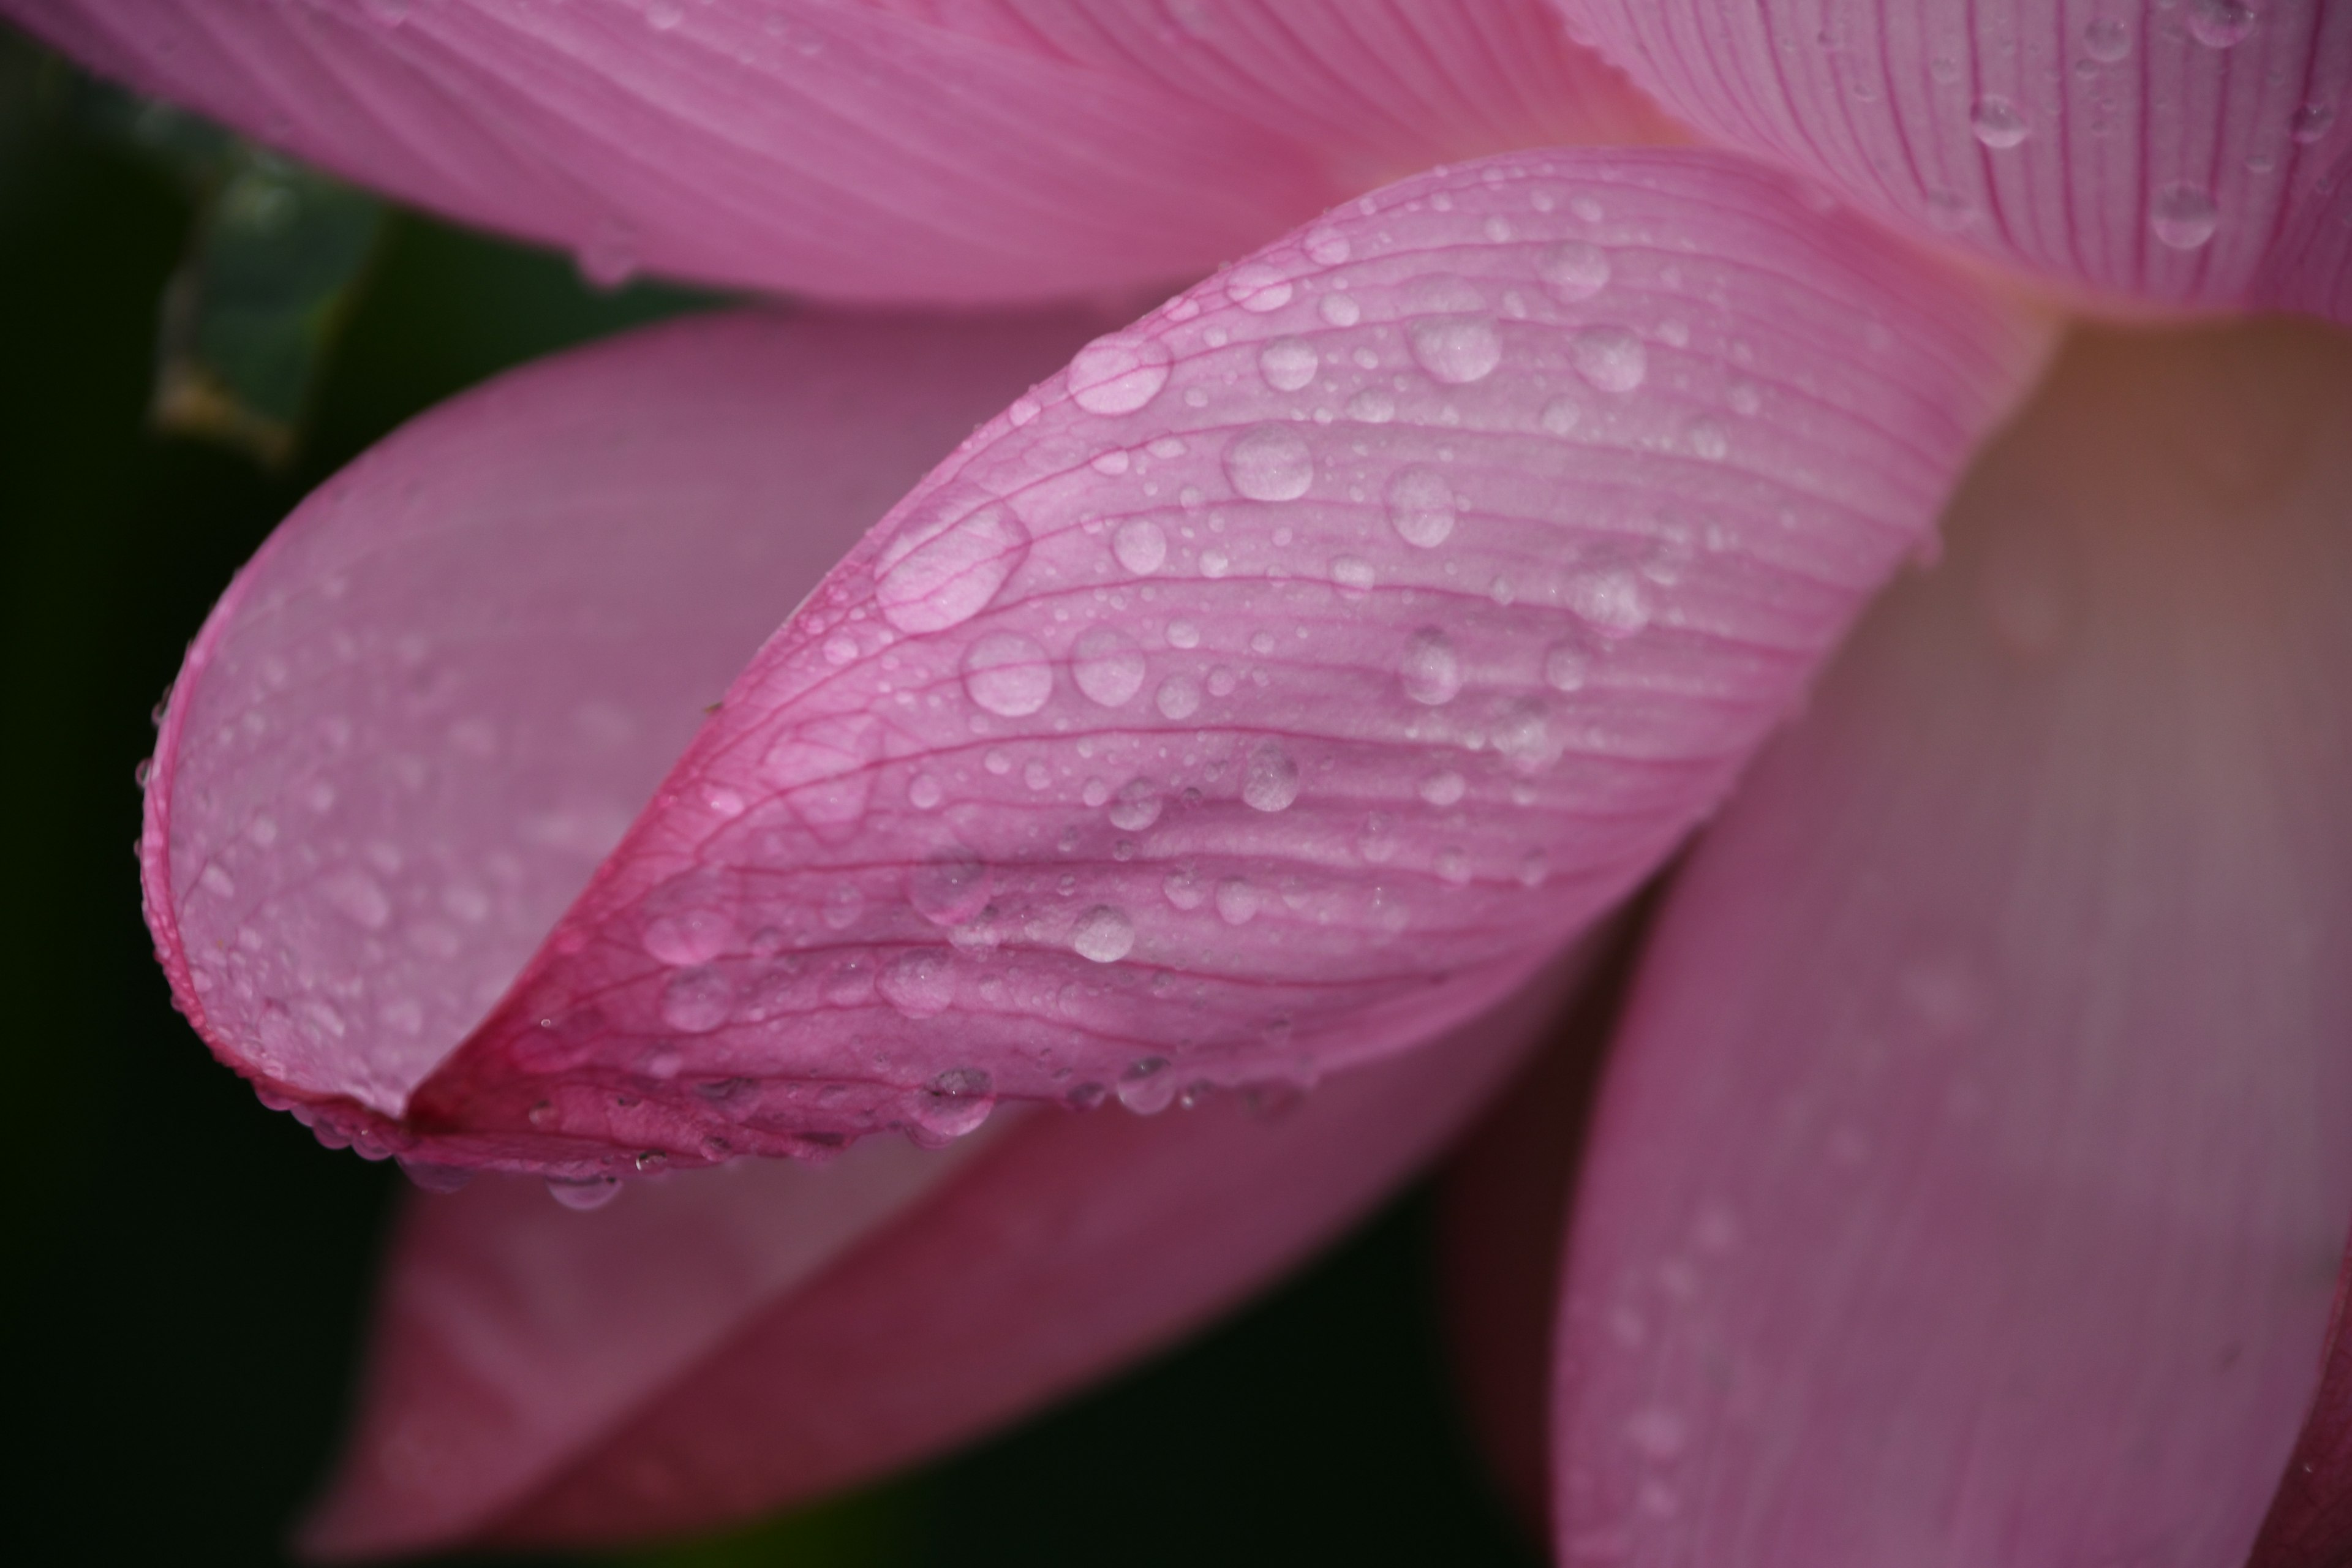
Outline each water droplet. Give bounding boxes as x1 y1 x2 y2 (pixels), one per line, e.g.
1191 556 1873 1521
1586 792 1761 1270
1398 628 1463 705
1435 848 1472 886
1112 517 1167 576
1331 556 1375 594
1626 1406 1689 1460
1517 848 1549 888
643 904 733 966
1686 417 1728 460
1419 769 1466 807
1318 293 1361 327
1544 643 1591 691
1072 627 1147 707
1347 386 1396 423
1200 548 1230 578
1069 332 1174 415
548 1176 621 1211
823 883 864 930
911 1067 995 1139
1215 876 1261 924
1166 619 1201 649
1109 778 1164 831
1117 1056 1176 1113
2082 16 2132 62
1571 326 1646 393
1163 865 1207 910
2187 0 2255 48
1226 262 1294 312
1566 568 1653 637
2152 183 2219 249
1540 398 1581 436
963 631 1054 716
1156 674 1202 720
1387 466 1457 548
660 967 734 1033
575 219 639 288
1225 425 1314 501
322 868 391 930
908 773 944 809
1305 227 1351 265
1970 96 2029 149
1539 241 1611 301
875 500 1029 633
1924 190 1977 233
1071 905 1136 962
879 949 955 1017
910 848 992 927
1258 336 1319 392
1242 741 1300 812
1409 316 1502 384
2292 101 2337 144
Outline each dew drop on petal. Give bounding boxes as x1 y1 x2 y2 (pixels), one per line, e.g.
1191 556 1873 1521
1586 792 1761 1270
1259 336 1319 392
909 846 992 927
1409 316 1502 384
2291 101 2337 144
660 967 734 1033
1319 293 1361 327
1540 398 1581 437
962 631 1054 716
1305 227 1351 265
1399 628 1463 706
1572 326 1646 393
1071 905 1136 963
2187 0 2255 48
1539 241 1610 301
879 948 955 1017
1419 768 1466 807
1544 642 1591 692
1566 568 1654 638
1112 516 1167 576
1156 674 1202 720
1072 626 1148 707
1242 741 1300 812
1387 466 1457 548
548 1176 622 1210
1215 876 1261 925
875 500 1028 633
2152 184 2219 249
1970 96 2029 149
1226 424 1314 500
1069 332 1173 415
2083 17 2131 61
1348 387 1396 424
1226 262 1294 312
1331 556 1376 594
643 904 733 967
1109 777 1163 831
911 1067 995 1141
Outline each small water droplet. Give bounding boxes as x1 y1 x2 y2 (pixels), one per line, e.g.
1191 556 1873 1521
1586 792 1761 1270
1259 337 1319 392
643 904 733 966
1970 95 2029 149
1112 516 1168 576
1686 417 1728 460
1069 332 1174 415
548 1175 622 1210
910 848 992 927
1387 466 1457 548
823 883 864 930
1626 1406 1689 1460
2082 16 2132 62
1305 227 1351 265
1071 904 1136 962
322 868 391 930
1242 741 1300 812
1215 876 1261 925
660 967 733 1033
1571 326 1646 393
1331 555 1376 594
910 1067 995 1140
1539 241 1611 301
1566 568 1653 638
1419 769 1466 807
1347 386 1396 423
1539 397 1581 436
1409 315 1502 384
1224 425 1314 501
1226 262 1294 312
1544 643 1590 691
880 948 956 1017
2187 0 2255 48
1166 619 1200 650
963 631 1054 717
1435 848 1471 886
1163 865 1207 910
1156 674 1202 720
1109 778 1163 831
1318 293 1361 326
908 773 944 809
875 500 1030 633
1072 626 1147 707
2292 100 2337 144
1117 1056 1176 1113
1398 628 1463 705
2152 183 2219 249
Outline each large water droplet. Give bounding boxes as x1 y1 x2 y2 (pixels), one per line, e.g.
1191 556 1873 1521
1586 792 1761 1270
1215 876 1261 925
910 848 992 927
548 1175 622 1211
1072 627 1147 707
1566 568 1654 638
2291 100 2337 144
660 967 734 1033
880 948 955 1017
2152 184 2219 249
2082 17 2131 62
1259 337 1319 392
1387 466 1457 548
2187 0 2255 48
1117 1057 1176 1113
1539 241 1610 301
875 500 1028 633
1409 316 1502 384
1226 262 1294 312
963 631 1054 716
1399 628 1463 705
910 1067 995 1140
1109 778 1163 831
1970 96 2029 149
643 904 733 967
1572 326 1647 393
1242 741 1300 812
1112 517 1167 576
1225 425 1314 501
1069 332 1173 415
1071 905 1136 963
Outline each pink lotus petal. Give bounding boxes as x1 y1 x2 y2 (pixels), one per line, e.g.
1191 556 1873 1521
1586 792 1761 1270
1559 0 2352 323
303 951 1588 1558
141 306 1099 1157
7 0 1665 305
348 149 2046 1174
2253 1232 2352 1566
1551 320 2352 1567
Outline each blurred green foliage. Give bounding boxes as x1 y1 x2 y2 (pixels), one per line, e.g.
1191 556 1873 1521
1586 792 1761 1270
2 28 1538 1568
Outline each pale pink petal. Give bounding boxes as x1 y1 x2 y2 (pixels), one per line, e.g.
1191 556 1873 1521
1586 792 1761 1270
141 307 1099 1157
1552 320 2352 1567
6 0 1667 305
303 952 1587 1558
2253 1232 2352 1566
340 149 2045 1175
1560 0 2352 322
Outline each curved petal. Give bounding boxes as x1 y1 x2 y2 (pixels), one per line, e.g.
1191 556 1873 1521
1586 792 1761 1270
140 306 1100 1151
303 951 1586 1558
2253 1233 2352 1566
1551 320 2352 1567
6 0 1667 305
282 148 2047 1175
1560 0 2352 323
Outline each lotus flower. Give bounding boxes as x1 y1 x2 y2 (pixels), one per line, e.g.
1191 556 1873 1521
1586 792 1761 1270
15 0 2350 1561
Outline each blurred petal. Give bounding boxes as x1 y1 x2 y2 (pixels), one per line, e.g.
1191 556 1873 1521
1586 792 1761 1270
1560 0 2352 323
2253 1232 2352 1566
6 0 1668 304
382 149 2047 1172
141 307 1097 1150
305 951 1586 1558
1552 320 2352 1567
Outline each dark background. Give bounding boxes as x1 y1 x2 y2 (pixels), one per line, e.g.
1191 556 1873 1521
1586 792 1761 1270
1 31 1542 1567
